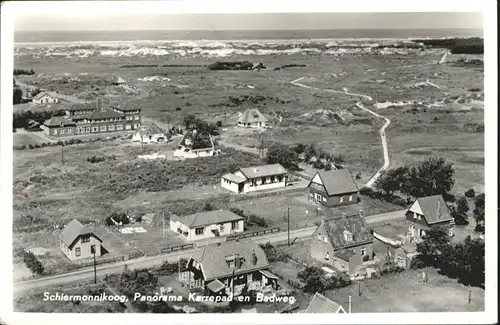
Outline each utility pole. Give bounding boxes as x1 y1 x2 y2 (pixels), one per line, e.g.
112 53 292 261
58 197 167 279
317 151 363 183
468 285 472 304
231 268 235 297
91 245 97 284
224 111 227 127
61 142 65 165
348 295 352 313
287 206 291 246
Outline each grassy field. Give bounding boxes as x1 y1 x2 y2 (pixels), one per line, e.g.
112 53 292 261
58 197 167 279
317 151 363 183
324 268 484 313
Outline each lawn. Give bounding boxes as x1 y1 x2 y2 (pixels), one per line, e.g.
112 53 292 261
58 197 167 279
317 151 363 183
323 268 484 312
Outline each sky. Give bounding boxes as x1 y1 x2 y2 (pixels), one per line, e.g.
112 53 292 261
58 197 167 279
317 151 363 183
10 1 484 31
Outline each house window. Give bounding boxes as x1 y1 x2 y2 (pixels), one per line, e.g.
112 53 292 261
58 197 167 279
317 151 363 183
324 252 330 260
277 175 283 182
317 233 321 241
100 126 107 132
90 245 96 254
117 125 123 130
75 247 81 257
315 193 322 201
397 256 404 264
361 248 367 256
220 224 225 232
108 125 115 131
195 227 204 235
134 115 140 120
322 197 327 202
231 221 239 230
413 212 417 219
419 229 425 237
417 215 421 220
340 196 344 203
81 236 90 243
349 195 353 201
125 125 131 130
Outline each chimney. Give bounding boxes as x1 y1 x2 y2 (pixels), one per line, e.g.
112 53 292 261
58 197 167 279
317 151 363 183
251 249 258 265
235 256 242 269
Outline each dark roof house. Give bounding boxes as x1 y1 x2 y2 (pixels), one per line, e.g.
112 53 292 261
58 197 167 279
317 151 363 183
320 212 373 252
304 292 346 313
308 169 359 196
408 195 454 224
190 239 269 281
60 219 102 250
238 108 269 125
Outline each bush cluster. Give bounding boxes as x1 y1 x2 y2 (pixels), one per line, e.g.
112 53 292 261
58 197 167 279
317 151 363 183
258 242 289 263
23 251 44 275
379 263 405 275
105 212 130 226
464 188 476 198
297 266 351 293
359 187 407 207
14 69 35 75
230 207 268 228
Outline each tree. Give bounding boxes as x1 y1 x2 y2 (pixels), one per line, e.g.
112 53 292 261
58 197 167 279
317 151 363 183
415 226 451 267
303 142 318 162
183 114 198 129
464 188 475 198
402 157 455 198
13 87 23 104
293 143 306 154
266 145 300 171
451 196 470 226
473 193 485 232
375 166 409 195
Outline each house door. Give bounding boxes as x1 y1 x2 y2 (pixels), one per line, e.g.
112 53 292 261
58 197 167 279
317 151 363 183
238 183 244 193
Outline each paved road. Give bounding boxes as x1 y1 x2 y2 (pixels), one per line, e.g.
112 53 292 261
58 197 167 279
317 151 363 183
14 211 403 294
291 77 391 188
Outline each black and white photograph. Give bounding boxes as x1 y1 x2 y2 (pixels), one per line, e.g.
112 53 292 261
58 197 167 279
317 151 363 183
0 1 497 324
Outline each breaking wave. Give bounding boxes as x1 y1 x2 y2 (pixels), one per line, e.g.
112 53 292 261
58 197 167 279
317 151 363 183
14 39 442 58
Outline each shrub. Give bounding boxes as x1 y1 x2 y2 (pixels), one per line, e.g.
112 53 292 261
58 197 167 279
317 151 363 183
312 160 325 169
106 212 130 226
259 242 289 263
87 155 106 164
28 144 35 149
135 215 143 223
176 107 182 111
23 251 44 275
380 264 405 275
464 188 475 198
362 255 370 262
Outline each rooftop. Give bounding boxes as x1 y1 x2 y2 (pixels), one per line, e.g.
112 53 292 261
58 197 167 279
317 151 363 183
44 116 76 127
222 173 247 183
320 212 373 250
191 239 269 281
60 219 101 249
305 292 346 313
171 209 244 229
238 164 287 179
411 195 454 224
309 169 359 196
238 108 269 124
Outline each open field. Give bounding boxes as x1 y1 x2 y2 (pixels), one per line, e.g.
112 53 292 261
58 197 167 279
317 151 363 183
324 268 484 313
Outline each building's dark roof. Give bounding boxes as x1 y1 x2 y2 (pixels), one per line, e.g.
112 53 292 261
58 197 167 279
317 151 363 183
238 108 269 124
171 209 243 229
238 164 287 179
191 239 269 281
179 130 214 150
320 213 373 250
221 173 247 183
305 292 346 313
59 219 102 249
67 102 100 111
111 101 142 112
412 195 454 224
43 117 76 127
87 109 124 120
309 169 359 196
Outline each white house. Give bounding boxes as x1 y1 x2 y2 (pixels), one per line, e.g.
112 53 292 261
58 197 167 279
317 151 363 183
221 164 287 194
59 219 104 262
32 91 59 105
173 129 220 159
170 210 244 242
237 108 271 128
132 122 168 144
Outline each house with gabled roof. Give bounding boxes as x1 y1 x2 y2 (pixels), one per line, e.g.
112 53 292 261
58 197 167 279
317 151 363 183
173 129 220 159
59 219 104 261
310 211 373 276
304 292 347 313
32 91 59 105
308 169 359 207
237 108 273 128
170 209 244 242
132 122 169 143
221 164 287 194
406 194 455 240
180 239 279 297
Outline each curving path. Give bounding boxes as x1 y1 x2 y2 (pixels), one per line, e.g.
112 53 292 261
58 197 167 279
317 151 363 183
290 77 391 188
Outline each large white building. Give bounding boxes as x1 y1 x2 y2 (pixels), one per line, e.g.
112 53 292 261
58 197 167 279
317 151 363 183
221 164 287 194
237 108 272 128
170 210 244 242
32 91 59 105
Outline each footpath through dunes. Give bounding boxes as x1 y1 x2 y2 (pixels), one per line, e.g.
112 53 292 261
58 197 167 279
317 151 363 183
290 77 390 188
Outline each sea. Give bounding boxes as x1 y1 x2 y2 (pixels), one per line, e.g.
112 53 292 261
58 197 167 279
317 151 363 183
14 29 483 58
15 28 482 44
